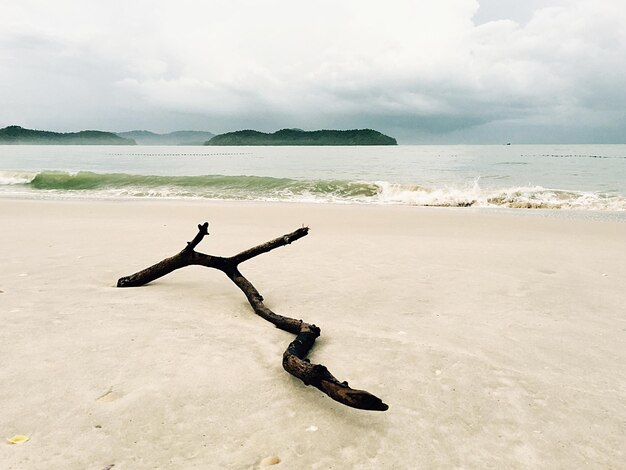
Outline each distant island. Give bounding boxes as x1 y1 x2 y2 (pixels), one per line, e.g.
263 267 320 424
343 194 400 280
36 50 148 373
0 126 397 146
205 128 397 146
0 125 135 145
116 130 215 145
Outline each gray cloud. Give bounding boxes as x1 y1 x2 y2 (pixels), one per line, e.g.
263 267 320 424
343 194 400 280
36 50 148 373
0 0 625 142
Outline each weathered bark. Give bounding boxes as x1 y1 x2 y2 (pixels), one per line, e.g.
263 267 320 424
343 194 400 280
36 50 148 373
117 223 388 411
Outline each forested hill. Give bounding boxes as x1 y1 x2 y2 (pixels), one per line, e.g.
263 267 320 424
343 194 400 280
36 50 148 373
0 126 136 145
205 128 397 146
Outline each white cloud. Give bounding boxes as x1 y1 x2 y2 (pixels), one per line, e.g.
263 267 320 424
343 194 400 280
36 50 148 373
0 0 625 141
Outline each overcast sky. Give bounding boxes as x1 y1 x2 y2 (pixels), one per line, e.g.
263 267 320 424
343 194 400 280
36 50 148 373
1 0 625 143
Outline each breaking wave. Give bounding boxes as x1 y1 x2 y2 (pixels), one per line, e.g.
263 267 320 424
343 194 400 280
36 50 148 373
1 170 624 211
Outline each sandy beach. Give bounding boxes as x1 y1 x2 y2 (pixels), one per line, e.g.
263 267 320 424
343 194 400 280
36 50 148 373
1 198 624 469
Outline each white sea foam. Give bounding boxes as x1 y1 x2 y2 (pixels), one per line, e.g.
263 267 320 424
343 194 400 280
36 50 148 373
372 181 626 211
373 181 480 207
0 171 37 185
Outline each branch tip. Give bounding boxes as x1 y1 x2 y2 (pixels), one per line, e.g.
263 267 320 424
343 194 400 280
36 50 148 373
185 221 210 251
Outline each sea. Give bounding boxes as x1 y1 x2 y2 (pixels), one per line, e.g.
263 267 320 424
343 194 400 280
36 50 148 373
1 144 625 218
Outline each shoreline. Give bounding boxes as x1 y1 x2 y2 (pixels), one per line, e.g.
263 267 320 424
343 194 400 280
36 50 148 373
1 198 625 468
1 193 625 223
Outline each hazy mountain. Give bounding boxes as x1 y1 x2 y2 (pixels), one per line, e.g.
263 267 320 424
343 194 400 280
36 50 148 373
116 130 215 145
205 128 397 146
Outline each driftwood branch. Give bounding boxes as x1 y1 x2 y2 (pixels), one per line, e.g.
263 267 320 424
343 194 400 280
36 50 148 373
117 223 388 411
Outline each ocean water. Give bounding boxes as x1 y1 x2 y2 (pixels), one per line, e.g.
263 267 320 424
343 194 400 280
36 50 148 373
1 144 625 213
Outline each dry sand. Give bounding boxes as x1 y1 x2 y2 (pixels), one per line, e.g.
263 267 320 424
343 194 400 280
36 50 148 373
1 199 624 469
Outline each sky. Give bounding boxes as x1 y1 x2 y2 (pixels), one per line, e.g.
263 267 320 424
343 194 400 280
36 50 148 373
1 0 625 143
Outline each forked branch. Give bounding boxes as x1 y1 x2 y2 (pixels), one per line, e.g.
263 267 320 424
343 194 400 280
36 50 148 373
117 223 388 411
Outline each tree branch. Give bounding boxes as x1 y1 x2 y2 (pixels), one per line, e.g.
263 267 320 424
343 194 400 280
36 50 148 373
117 222 388 411
231 226 309 265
